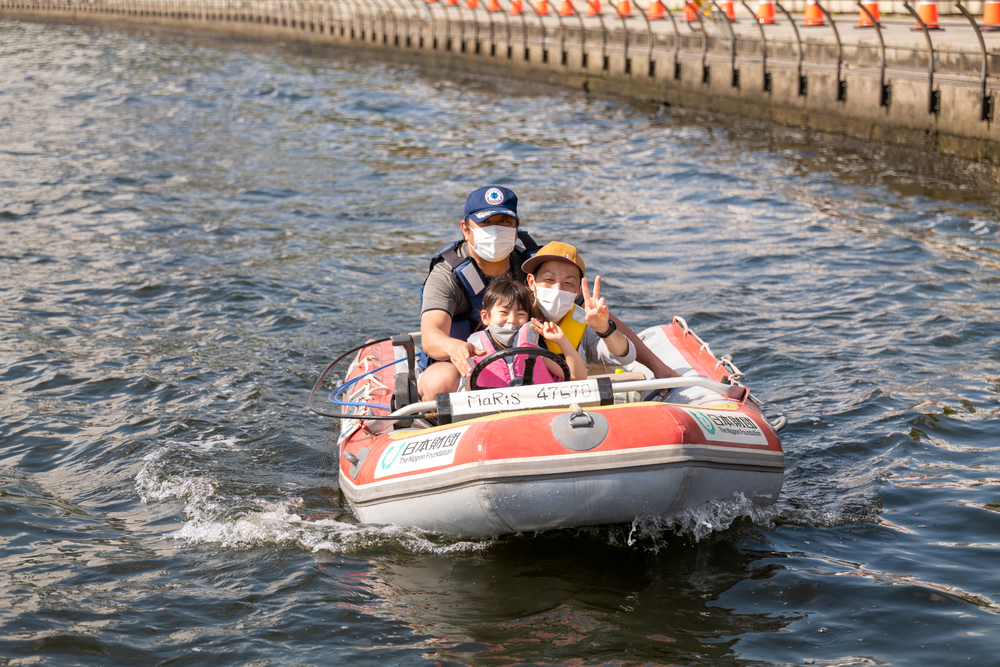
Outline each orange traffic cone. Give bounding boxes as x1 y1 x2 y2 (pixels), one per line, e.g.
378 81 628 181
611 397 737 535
682 0 698 21
445 0 459 5
558 0 576 15
586 0 602 15
486 0 501 9
984 0 1000 30
535 0 550 13
857 0 879 26
466 0 479 7
719 0 736 20
647 0 666 19
756 0 774 23
510 0 523 13
914 0 941 28
615 0 633 16
803 0 824 25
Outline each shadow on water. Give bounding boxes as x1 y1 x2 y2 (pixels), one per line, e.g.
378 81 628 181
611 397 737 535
329 526 793 666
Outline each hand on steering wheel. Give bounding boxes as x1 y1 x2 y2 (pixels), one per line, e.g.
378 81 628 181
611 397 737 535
468 346 571 391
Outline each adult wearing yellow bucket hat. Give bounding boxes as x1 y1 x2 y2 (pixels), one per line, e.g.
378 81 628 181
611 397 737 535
522 241 634 368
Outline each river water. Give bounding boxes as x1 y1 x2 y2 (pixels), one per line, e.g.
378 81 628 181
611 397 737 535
2 19 999 666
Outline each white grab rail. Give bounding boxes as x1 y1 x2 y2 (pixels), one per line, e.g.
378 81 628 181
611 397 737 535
387 376 746 418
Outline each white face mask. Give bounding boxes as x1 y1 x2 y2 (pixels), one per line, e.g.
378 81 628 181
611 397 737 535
534 286 576 321
470 225 517 262
488 323 519 348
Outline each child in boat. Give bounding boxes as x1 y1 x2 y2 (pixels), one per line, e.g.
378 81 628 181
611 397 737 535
463 275 586 390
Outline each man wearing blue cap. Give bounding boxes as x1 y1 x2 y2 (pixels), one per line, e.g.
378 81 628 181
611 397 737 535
418 186 537 401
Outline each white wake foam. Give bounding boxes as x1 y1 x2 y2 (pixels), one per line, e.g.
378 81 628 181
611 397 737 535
627 493 780 545
135 445 218 505
171 498 492 554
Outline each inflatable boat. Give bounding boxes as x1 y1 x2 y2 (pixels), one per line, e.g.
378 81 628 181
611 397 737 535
309 317 786 537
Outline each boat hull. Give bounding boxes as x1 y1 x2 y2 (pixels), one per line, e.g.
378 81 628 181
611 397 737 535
343 439 782 536
333 320 785 537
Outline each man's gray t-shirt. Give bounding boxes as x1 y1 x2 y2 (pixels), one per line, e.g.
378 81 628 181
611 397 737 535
421 241 529 327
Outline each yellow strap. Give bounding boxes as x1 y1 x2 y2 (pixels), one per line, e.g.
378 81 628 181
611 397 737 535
546 304 587 355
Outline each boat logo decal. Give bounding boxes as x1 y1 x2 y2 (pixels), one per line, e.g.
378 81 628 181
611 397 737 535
485 188 504 205
692 411 716 434
374 425 471 479
380 442 405 471
683 408 768 446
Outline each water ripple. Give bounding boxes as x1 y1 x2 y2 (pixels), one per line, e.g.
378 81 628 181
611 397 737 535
2 17 1000 666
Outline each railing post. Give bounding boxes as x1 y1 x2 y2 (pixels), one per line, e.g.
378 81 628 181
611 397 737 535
812 0 844 101
665 5 681 79
741 0 769 91
387 0 407 45
775 1 805 96
629 0 655 75
422 0 437 49
475 0 497 56
439 0 454 49
955 0 993 121
684 1 708 84
856 1 888 106
562 0 586 68
709 1 737 87
903 0 939 115
611 3 630 73
526 1 548 63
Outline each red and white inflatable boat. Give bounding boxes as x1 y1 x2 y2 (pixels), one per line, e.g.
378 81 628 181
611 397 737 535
310 317 785 537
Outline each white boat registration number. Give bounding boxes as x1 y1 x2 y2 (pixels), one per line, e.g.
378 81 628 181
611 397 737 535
438 377 614 423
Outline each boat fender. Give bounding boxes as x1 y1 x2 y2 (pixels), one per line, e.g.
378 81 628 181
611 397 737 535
342 446 369 479
550 404 609 452
769 415 788 432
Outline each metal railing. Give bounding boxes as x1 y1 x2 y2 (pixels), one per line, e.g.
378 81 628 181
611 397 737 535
3 0 998 122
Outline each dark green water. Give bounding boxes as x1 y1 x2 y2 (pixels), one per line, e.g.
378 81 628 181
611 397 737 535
2 19 999 666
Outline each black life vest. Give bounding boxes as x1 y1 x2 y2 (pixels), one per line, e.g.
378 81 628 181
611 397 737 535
419 231 539 368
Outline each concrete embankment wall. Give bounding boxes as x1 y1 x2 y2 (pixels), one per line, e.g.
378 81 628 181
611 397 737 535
4 0 1000 182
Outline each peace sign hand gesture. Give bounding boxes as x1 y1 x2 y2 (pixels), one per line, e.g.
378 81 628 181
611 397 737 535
581 276 612 335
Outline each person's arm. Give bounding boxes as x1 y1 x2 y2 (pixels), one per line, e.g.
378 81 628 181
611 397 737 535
558 342 587 381
609 314 681 379
581 276 630 356
532 319 587 381
420 310 484 377
579 273 679 378
582 326 636 367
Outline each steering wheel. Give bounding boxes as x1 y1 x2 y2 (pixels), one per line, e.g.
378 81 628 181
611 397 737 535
468 346 572 391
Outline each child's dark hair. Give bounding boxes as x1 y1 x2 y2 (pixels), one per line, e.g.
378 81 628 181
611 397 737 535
482 275 533 316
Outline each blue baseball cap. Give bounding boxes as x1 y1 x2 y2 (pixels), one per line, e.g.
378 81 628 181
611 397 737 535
464 186 519 223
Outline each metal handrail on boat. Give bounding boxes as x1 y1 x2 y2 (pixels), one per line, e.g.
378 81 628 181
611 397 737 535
388 375 748 418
